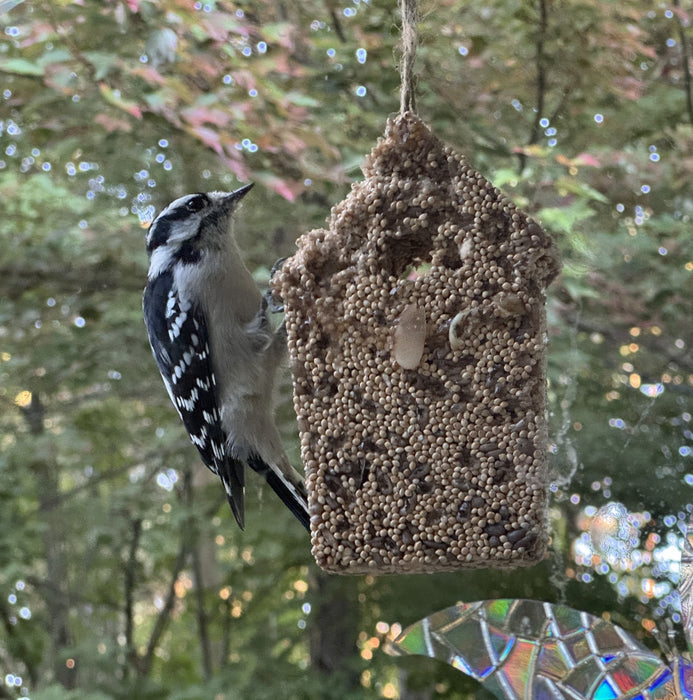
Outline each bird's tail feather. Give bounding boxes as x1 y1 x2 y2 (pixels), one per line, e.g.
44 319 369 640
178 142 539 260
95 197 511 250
219 457 246 530
248 453 310 531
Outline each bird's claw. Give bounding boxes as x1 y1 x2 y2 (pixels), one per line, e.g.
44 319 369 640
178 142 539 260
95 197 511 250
270 256 288 279
263 288 284 314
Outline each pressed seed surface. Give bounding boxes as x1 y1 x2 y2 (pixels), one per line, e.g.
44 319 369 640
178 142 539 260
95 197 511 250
273 113 560 574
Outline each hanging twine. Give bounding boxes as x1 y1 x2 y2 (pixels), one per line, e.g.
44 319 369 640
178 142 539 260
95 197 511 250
399 0 418 114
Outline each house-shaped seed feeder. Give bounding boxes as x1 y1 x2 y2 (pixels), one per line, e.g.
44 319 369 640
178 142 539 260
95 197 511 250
273 112 560 574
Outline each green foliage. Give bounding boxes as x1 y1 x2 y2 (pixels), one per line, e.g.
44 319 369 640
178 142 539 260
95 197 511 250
29 687 112 700
0 0 692 698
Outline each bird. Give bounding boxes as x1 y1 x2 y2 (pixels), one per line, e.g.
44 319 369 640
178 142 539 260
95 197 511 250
142 184 309 531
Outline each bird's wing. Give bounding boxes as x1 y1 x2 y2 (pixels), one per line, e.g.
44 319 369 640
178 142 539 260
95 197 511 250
143 271 246 527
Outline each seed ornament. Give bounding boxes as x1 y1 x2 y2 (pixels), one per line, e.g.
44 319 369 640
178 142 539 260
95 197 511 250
272 0 560 574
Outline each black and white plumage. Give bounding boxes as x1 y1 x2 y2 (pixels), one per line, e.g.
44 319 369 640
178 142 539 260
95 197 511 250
142 185 309 531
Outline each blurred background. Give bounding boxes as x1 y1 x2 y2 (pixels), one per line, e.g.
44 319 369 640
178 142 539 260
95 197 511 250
0 1 691 698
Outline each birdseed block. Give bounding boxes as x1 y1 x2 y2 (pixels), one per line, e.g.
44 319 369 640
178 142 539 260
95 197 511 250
273 112 560 574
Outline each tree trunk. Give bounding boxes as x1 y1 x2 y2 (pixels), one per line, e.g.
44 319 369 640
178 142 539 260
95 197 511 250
22 394 76 688
307 569 360 689
398 668 434 700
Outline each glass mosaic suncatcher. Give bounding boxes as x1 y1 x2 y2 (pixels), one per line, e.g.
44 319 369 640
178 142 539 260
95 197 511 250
386 514 693 699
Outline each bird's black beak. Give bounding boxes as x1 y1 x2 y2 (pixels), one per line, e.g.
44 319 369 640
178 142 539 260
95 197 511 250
214 183 254 216
221 183 254 209
232 182 254 200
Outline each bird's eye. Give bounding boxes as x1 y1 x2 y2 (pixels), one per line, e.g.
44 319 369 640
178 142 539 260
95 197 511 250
186 195 207 212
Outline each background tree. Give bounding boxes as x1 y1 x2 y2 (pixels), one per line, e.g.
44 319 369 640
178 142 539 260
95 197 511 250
0 1 691 698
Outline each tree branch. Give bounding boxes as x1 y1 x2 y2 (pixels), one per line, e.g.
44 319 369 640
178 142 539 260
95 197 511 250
39 0 96 81
673 0 693 125
557 306 693 377
190 545 213 680
518 0 549 174
124 517 143 678
183 468 213 680
137 540 188 678
325 1 347 43
220 597 232 668
24 574 121 611
0 262 143 300
37 443 188 511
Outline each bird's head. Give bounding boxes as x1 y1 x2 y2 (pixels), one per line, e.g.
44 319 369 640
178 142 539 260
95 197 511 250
145 184 253 277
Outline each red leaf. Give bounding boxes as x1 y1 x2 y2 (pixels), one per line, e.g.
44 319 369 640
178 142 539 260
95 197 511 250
130 65 168 86
193 126 224 155
98 83 142 119
181 106 231 129
253 173 301 202
220 155 250 181
575 153 601 168
95 112 132 133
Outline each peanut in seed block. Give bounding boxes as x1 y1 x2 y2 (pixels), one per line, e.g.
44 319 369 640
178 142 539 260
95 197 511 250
274 112 560 574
